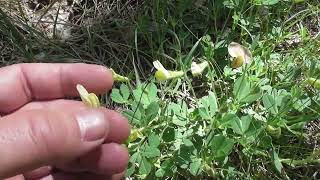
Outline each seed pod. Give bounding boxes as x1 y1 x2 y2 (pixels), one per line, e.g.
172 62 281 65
266 125 281 138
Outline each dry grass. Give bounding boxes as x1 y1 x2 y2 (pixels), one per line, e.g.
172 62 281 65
1 1 320 179
0 0 143 78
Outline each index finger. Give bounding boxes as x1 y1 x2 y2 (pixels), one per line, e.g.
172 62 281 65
0 63 113 113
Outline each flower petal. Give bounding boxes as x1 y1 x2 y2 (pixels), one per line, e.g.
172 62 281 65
155 70 169 81
76 84 91 104
88 93 100 108
191 61 209 76
153 60 171 81
153 60 166 71
228 42 244 58
243 47 252 64
76 84 100 108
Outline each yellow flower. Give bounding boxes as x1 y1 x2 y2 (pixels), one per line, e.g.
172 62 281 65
110 68 129 82
228 42 252 68
76 84 100 108
153 60 184 81
191 61 209 77
126 128 144 143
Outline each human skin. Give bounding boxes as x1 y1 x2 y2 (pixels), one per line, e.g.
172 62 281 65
0 63 131 180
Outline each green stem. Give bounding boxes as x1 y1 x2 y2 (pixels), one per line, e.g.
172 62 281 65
281 158 320 166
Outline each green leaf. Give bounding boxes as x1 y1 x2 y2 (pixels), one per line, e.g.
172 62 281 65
222 115 252 135
293 97 311 111
189 158 202 176
125 164 135 177
208 91 218 114
272 150 283 174
144 146 160 158
129 152 140 163
133 87 149 105
211 135 235 159
230 115 252 135
253 0 279 5
240 120 263 146
233 76 250 102
148 133 161 147
242 86 262 103
133 83 158 107
184 35 202 64
123 110 142 125
198 107 210 119
167 101 188 118
177 145 193 167
233 77 261 103
155 168 165 177
110 89 126 104
183 138 194 147
138 157 152 175
240 116 252 133
147 83 158 101
156 159 176 177
258 133 273 148
110 84 130 104
162 127 175 142
262 0 279 5
262 95 278 115
120 84 130 100
172 118 187 126
123 102 144 125
198 91 218 119
146 101 159 123
219 113 239 129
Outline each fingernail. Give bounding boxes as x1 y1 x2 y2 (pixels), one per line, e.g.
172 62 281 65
76 110 108 142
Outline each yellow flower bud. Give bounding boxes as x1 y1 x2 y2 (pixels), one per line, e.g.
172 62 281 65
110 68 130 82
127 128 144 143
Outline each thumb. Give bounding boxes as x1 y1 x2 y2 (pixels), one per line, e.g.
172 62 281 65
0 108 109 178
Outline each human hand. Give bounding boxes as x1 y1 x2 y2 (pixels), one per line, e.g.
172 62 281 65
0 63 130 180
